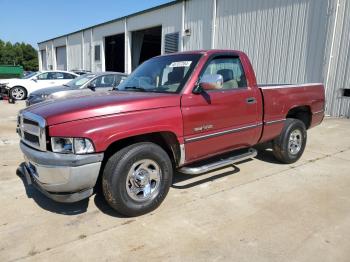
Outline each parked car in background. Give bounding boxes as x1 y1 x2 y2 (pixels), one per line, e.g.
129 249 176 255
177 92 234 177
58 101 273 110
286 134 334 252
71 69 91 76
23 71 35 77
0 71 79 100
26 72 128 106
18 50 325 216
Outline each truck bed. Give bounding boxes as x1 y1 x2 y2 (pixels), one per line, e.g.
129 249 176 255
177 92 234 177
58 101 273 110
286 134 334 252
258 83 325 143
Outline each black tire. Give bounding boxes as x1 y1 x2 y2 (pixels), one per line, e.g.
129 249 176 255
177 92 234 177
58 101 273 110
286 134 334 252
272 118 307 164
102 142 173 217
10 86 27 100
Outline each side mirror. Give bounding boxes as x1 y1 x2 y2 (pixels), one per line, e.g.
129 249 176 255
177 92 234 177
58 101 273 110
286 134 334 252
87 82 96 91
193 74 223 94
32 77 37 82
112 83 119 90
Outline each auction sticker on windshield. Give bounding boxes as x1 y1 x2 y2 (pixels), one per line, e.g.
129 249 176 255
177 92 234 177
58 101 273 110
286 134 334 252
169 61 192 67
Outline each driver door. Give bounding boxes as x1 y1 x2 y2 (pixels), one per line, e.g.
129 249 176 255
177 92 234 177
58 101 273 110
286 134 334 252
181 56 261 162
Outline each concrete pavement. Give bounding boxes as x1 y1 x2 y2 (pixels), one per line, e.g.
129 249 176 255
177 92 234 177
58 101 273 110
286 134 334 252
0 100 349 262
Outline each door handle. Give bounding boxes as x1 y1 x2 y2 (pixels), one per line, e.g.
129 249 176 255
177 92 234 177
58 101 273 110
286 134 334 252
246 97 256 104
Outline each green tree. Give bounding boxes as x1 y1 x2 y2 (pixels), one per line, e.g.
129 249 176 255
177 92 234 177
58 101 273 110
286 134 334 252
0 39 38 71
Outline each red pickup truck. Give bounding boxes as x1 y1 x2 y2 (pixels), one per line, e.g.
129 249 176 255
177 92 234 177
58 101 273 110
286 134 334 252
18 50 325 216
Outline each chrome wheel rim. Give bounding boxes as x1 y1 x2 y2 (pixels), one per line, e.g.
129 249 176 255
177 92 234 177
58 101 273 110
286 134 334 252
11 88 25 100
288 129 303 155
126 159 162 202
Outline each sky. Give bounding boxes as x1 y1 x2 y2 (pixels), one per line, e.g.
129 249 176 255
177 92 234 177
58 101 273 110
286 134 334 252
0 0 173 48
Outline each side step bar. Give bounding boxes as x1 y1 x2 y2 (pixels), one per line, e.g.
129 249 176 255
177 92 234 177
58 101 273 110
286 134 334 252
178 148 257 175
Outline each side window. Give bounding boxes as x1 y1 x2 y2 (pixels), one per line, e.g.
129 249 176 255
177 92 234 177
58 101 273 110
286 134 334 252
37 73 49 80
117 75 127 84
114 75 121 85
63 73 75 79
54 72 64 79
201 57 247 89
90 75 115 88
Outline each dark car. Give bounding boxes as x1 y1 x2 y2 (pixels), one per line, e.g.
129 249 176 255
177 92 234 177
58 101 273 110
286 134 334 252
26 72 127 106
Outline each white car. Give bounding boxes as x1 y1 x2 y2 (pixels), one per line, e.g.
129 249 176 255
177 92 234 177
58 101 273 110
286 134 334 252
0 71 79 100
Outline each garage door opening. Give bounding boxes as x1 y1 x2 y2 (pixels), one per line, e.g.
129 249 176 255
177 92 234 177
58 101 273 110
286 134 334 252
56 46 67 70
105 34 125 73
132 26 162 70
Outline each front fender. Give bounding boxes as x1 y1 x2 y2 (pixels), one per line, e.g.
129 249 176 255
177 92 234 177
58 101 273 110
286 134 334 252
48 107 184 152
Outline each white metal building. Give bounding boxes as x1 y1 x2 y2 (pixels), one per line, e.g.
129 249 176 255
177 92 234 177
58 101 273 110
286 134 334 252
38 0 350 117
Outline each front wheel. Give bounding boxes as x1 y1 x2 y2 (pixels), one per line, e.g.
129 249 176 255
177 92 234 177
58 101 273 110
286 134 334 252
102 142 173 217
272 118 307 164
10 86 27 100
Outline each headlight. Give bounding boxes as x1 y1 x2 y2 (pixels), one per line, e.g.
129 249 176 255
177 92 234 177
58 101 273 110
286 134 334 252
74 138 95 154
51 137 95 154
41 94 49 99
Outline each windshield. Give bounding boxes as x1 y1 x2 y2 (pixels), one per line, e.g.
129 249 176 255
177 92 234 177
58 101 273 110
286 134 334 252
65 73 96 88
21 72 38 79
118 54 202 93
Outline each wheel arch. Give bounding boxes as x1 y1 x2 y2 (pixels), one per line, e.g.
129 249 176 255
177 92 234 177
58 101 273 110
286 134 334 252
95 131 181 192
102 131 182 168
286 105 312 129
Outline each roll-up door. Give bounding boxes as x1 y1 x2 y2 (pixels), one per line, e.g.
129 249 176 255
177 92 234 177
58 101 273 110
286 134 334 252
56 46 67 70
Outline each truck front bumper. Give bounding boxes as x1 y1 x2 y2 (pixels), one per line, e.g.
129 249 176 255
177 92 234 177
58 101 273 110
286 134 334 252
20 142 104 203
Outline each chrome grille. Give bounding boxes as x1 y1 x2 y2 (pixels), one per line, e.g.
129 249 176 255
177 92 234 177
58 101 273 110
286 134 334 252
23 118 39 126
23 132 40 145
18 111 46 151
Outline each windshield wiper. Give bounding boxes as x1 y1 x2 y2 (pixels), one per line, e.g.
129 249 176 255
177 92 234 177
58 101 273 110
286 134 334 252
124 86 146 92
63 84 70 87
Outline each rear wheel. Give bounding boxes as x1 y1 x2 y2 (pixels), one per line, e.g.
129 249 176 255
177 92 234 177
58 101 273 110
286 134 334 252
10 86 27 100
102 142 173 217
272 118 307 164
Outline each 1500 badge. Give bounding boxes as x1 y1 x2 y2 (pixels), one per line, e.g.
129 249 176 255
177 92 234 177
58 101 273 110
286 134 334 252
193 124 214 132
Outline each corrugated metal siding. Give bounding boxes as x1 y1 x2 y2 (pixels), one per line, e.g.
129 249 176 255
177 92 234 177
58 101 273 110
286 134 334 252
326 0 350 117
127 2 182 54
215 0 332 85
36 0 350 117
53 37 65 47
67 32 82 70
38 43 47 70
40 50 47 70
83 29 92 71
183 0 213 51
47 42 54 70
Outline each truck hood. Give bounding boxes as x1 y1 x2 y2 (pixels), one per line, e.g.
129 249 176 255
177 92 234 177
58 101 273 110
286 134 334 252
26 91 181 126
